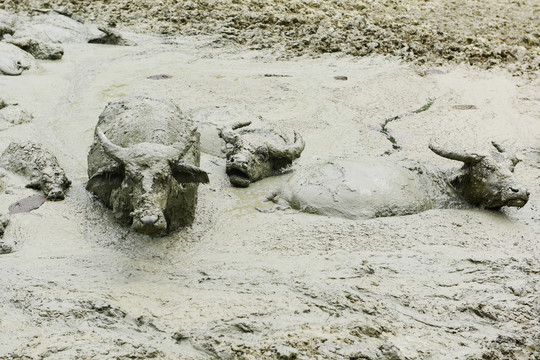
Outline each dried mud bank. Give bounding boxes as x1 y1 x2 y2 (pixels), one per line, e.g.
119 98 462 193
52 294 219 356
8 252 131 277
3 0 540 76
0 8 539 360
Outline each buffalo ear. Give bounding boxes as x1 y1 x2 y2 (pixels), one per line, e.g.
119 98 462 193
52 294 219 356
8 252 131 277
170 161 209 184
86 164 124 201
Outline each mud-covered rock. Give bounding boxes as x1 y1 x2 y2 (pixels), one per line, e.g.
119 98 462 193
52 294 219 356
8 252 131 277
6 37 64 60
12 11 97 44
0 42 33 75
0 214 10 254
0 10 16 40
0 141 71 200
0 98 33 128
88 25 135 46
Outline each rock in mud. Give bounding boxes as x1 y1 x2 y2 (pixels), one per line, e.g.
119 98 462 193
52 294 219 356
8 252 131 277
88 26 135 46
13 11 96 43
0 42 33 76
147 74 173 80
6 37 64 60
0 10 15 39
0 98 33 128
0 141 71 200
8 195 46 214
0 214 10 254
0 214 9 236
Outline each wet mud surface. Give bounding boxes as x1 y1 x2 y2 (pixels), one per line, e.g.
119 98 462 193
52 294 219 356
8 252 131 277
0 8 539 360
3 0 540 75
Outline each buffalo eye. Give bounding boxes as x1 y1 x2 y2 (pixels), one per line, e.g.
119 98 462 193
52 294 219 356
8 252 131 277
255 146 269 158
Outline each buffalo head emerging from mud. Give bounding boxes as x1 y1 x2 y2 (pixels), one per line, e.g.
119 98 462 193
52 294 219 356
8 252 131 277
429 141 529 209
86 94 209 235
271 141 529 219
218 121 305 187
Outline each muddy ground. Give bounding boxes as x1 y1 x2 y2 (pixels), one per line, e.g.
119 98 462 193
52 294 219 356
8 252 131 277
3 0 540 76
1 1 540 360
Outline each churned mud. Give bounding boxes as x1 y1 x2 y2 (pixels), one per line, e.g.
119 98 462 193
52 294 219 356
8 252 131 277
0 2 539 360
4 0 540 75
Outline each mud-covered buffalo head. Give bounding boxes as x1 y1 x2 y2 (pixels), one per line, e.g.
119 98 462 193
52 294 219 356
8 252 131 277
87 128 209 235
218 121 305 187
429 141 529 209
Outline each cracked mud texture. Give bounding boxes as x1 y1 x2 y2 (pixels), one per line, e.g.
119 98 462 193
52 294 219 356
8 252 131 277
3 0 540 75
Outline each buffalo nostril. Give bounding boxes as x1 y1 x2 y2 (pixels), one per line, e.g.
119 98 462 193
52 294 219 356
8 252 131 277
510 187 519 193
141 215 158 226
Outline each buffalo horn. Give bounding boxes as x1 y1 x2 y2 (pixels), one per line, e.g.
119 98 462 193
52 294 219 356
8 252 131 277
429 142 484 164
218 127 241 145
97 127 129 164
491 141 520 168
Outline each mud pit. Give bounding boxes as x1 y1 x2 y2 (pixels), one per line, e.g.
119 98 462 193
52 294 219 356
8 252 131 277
0 22 540 360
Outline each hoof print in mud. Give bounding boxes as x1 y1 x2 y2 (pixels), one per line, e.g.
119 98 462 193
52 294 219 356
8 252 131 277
0 141 71 200
272 141 529 219
86 94 209 236
219 121 305 187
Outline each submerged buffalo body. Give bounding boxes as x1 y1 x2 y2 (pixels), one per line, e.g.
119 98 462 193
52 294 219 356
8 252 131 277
86 94 208 235
271 141 530 219
219 121 305 187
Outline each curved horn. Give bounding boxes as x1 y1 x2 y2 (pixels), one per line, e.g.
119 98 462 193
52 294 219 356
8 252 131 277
429 142 484 164
231 121 252 130
218 127 241 145
97 127 129 164
491 141 520 168
267 131 305 159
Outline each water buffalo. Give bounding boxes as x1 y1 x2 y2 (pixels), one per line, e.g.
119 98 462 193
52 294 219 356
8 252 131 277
270 141 530 219
86 94 209 235
218 121 305 187
0 141 71 200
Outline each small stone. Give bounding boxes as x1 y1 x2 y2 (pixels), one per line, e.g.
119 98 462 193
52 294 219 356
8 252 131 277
172 330 189 343
0 243 12 254
273 345 298 360
452 104 477 110
9 195 46 214
147 74 173 80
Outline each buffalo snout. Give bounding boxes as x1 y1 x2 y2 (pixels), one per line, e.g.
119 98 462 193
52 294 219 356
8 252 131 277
505 186 529 208
132 213 167 235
